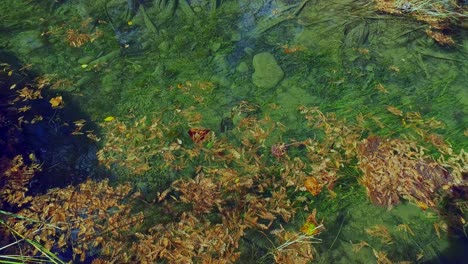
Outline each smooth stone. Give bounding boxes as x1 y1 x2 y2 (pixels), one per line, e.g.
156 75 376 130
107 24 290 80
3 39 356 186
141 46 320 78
251 52 284 89
13 30 45 54
78 56 95 65
231 31 242 42
101 74 118 93
236 61 249 73
244 47 254 56
211 42 221 52
212 54 229 74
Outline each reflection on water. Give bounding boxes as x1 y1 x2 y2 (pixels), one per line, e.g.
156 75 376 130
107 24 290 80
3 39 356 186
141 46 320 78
0 0 466 263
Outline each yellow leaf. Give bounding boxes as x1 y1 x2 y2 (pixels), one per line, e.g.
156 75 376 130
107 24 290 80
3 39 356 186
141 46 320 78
104 116 115 122
49 96 63 108
386 106 403 116
28 153 37 162
375 83 388 93
230 149 241 159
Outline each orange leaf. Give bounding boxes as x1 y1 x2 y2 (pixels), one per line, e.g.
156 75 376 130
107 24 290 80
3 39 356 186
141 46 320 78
304 177 322 196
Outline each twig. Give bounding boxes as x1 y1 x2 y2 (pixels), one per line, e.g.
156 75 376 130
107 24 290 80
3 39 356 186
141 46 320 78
328 211 347 250
294 0 311 16
416 49 462 62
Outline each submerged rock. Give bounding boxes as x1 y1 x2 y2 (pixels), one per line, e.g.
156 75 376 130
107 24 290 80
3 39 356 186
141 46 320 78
251 52 284 89
294 29 316 49
236 61 249 73
12 30 45 54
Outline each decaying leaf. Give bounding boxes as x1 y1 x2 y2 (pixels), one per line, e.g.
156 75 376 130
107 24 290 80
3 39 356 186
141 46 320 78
358 136 454 209
386 105 403 116
188 128 211 144
366 225 393 244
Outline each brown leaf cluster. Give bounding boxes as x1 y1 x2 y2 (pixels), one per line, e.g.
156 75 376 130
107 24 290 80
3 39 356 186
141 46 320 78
92 99 464 261
358 136 453 208
299 106 362 194
365 224 393 244
130 213 242 263
172 174 222 214
300 106 466 210
94 108 316 262
97 116 181 174
3 179 142 262
1 64 67 129
65 18 102 48
0 155 41 206
66 29 93 47
271 228 316 264
89 99 465 262
425 29 455 45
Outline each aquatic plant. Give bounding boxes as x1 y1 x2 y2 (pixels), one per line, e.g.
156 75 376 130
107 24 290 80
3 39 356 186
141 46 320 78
0 0 466 261
2 98 466 262
90 96 466 262
375 0 467 44
2 65 465 261
1 179 142 262
1 72 129 260
0 210 66 264
89 100 335 262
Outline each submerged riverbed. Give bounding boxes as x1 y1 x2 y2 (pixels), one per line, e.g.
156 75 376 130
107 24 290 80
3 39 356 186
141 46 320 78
1 0 467 263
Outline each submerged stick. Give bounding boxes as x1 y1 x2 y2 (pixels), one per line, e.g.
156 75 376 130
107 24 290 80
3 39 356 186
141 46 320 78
396 25 427 39
294 0 311 16
416 48 462 62
415 53 430 79
88 50 120 67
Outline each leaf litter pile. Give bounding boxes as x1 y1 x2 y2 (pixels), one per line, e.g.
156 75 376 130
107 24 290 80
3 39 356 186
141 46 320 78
1 74 467 262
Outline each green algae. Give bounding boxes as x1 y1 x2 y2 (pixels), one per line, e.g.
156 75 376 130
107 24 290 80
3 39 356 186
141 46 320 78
1 0 466 262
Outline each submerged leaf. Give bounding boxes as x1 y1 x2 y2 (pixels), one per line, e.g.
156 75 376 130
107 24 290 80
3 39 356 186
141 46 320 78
49 96 63 108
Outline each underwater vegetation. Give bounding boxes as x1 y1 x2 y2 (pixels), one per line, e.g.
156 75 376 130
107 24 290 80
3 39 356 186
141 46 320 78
375 0 467 45
1 0 467 263
1 63 467 262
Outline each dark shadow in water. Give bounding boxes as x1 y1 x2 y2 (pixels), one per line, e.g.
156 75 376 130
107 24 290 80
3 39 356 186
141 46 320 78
431 185 468 263
430 235 468 263
0 50 111 263
0 50 108 197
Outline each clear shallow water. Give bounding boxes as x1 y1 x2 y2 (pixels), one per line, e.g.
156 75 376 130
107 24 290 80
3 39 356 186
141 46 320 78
1 0 467 262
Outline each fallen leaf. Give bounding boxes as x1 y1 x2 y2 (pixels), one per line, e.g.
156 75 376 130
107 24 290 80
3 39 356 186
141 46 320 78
49 96 63 108
104 116 115 122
